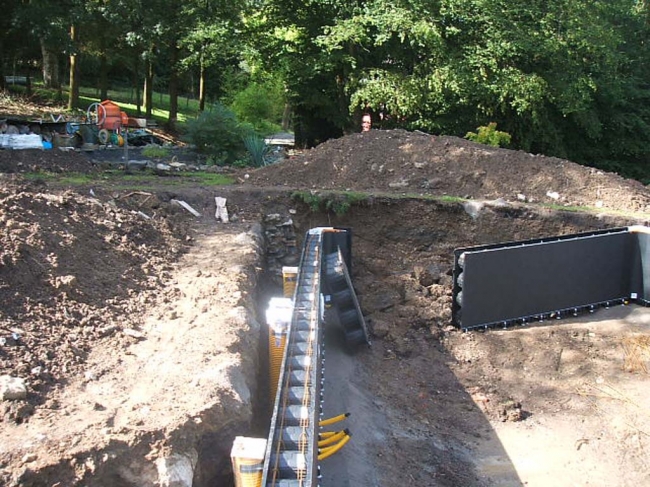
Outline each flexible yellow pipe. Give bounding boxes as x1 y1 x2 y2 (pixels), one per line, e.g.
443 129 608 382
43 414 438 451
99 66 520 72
318 430 347 447
318 434 351 461
319 412 350 427
319 431 338 439
318 435 349 455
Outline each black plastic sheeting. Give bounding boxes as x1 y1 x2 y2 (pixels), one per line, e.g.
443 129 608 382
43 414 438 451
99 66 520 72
321 228 370 346
452 227 650 330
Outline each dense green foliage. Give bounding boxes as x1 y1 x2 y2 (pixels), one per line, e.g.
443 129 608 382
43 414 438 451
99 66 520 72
252 0 650 179
466 123 512 148
1 1 649 179
291 191 368 215
230 79 284 134
184 103 248 163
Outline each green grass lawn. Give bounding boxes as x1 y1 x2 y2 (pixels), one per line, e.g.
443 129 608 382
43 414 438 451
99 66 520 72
8 83 201 126
23 170 235 188
78 87 200 125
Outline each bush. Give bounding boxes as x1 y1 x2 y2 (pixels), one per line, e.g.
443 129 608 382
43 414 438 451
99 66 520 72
230 80 284 135
291 191 367 215
184 103 248 163
465 122 511 147
243 134 270 167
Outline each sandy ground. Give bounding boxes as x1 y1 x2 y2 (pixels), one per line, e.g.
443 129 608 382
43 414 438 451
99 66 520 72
320 306 650 487
458 306 650 486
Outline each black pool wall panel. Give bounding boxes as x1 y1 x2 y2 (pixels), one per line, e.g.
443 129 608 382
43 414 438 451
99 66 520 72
321 227 352 273
453 227 650 329
631 227 650 304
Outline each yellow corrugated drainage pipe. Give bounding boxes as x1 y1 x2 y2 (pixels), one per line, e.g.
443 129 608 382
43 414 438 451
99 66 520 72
318 429 349 447
266 298 293 402
231 436 267 487
282 266 298 298
268 329 287 402
318 433 352 461
319 412 350 427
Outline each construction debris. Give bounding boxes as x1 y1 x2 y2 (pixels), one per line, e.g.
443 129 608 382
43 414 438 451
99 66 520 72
171 199 201 217
215 197 229 223
0 134 44 150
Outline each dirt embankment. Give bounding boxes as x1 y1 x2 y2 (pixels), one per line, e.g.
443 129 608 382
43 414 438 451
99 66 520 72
0 177 188 403
0 150 97 174
249 129 650 214
292 199 650 487
0 176 265 486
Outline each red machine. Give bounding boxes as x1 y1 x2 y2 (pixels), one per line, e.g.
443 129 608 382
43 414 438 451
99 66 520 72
87 100 129 145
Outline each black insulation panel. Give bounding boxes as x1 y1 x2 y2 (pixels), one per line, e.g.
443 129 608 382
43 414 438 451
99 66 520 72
322 227 353 273
453 227 649 329
635 231 650 304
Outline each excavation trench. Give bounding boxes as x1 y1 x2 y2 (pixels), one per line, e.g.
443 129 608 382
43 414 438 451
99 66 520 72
3 189 650 487
256 194 650 487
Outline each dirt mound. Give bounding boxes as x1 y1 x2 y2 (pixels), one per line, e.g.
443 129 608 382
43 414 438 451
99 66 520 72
249 129 650 213
0 174 265 486
0 176 189 416
0 150 97 174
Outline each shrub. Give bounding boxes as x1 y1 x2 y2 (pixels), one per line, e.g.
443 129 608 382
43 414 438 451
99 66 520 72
230 80 284 135
243 134 270 167
291 191 323 212
141 146 169 159
465 122 511 147
184 103 247 163
291 191 367 215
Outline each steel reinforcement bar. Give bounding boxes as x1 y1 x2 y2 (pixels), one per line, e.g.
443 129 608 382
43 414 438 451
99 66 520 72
261 227 368 487
262 228 323 487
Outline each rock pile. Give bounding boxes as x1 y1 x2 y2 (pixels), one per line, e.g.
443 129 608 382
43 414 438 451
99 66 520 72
263 212 299 283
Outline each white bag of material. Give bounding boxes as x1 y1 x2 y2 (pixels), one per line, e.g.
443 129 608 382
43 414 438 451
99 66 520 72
215 197 229 223
1 134 43 150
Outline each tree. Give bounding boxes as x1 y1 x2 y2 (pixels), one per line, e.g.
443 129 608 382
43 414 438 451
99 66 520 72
180 0 244 112
13 0 71 92
249 0 358 146
257 0 650 175
0 2 20 90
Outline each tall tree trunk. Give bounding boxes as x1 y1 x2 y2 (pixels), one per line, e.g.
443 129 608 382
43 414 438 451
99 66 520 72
40 38 60 89
99 55 108 100
0 41 4 91
133 56 141 116
199 59 206 112
167 42 179 128
67 25 80 110
144 56 153 119
99 63 108 100
281 102 292 131
98 32 108 100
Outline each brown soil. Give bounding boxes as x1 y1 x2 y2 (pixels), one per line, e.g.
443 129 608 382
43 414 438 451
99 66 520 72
249 129 650 214
0 173 264 485
297 200 650 486
1 129 650 486
0 150 97 174
0 177 189 399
